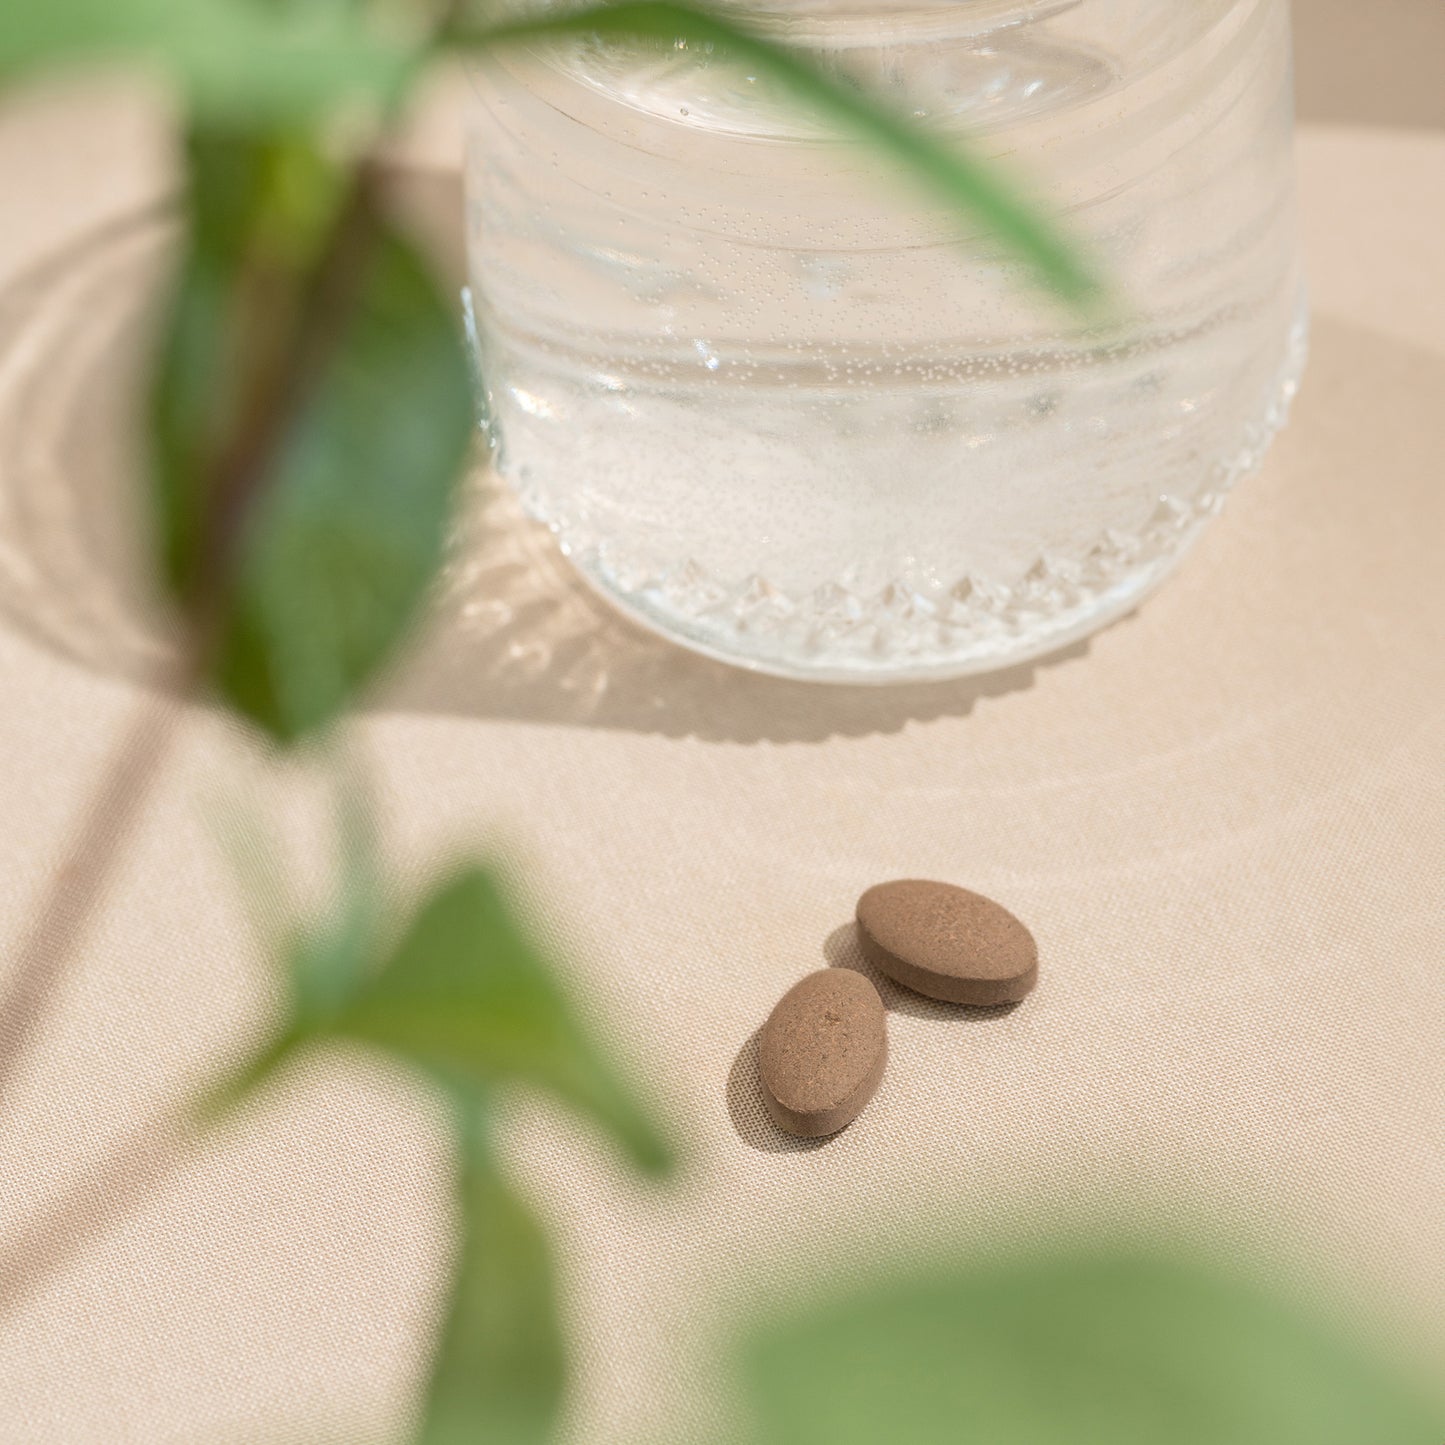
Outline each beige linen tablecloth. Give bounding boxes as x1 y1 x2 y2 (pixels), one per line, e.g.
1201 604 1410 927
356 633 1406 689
0 80 1442 1444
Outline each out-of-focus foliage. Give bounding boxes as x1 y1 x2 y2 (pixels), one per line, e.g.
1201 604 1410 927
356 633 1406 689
0 0 416 123
456 0 1104 307
421 1109 566 1445
206 851 673 1441
330 866 673 1176
739 1244 1445 1445
153 131 475 741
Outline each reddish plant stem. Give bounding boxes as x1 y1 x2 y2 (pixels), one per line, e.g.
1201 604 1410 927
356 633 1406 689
194 164 384 618
0 166 388 1108
0 1105 197 1314
0 676 193 1107
0 6 459 1319
0 149 399 1306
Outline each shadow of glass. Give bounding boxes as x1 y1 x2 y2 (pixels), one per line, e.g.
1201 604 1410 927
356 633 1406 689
0 203 183 681
0 170 1085 745
382 483 1089 742
4 171 1441 761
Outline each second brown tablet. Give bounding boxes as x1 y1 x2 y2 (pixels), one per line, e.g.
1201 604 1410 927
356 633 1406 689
856 879 1038 1006
759 969 887 1138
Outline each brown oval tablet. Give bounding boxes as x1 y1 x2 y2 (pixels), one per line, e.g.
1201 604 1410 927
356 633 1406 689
856 879 1037 1005
758 969 887 1138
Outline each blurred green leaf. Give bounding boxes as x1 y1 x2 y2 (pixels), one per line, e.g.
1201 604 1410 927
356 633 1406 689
215 220 473 738
739 1246 1445 1445
420 1108 565 1445
152 129 352 601
152 131 286 604
284 764 386 1018
454 0 1103 310
192 764 384 1123
331 866 672 1176
0 0 414 125
206 785 296 960
152 131 476 741
189 1026 304 1124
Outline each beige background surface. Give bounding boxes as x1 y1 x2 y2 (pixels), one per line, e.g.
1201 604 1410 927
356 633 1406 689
1 13 1443 1445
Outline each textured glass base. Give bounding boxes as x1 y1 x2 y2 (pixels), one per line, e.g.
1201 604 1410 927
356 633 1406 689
467 293 1308 684
566 525 1203 683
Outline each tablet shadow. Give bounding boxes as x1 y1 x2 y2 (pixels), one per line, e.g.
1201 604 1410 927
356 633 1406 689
725 1028 831 1155
825 922 1023 1025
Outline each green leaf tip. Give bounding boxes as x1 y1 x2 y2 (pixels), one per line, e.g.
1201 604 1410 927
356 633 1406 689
331 865 675 1178
188 1027 304 1127
420 1149 565 1445
453 0 1107 313
0 0 416 127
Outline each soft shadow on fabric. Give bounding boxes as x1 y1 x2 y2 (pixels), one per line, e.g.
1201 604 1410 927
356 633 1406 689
1 172 1442 753
724 1028 833 1155
0 171 1085 744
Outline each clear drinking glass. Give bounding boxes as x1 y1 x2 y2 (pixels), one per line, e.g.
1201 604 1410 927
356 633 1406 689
463 0 1305 681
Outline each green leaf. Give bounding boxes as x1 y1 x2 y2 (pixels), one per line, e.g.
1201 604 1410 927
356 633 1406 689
0 0 414 126
421 1110 565 1445
151 132 276 603
218 225 474 738
332 866 672 1176
152 130 354 599
191 767 385 1124
207 759 384 1030
452 1 1103 310
738 1246 1445 1445
152 131 477 741
205 784 296 961
189 1026 304 1125
307 763 386 1010
276 776 385 1018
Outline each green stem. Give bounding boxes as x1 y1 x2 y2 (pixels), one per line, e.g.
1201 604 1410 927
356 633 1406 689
450 0 1106 309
